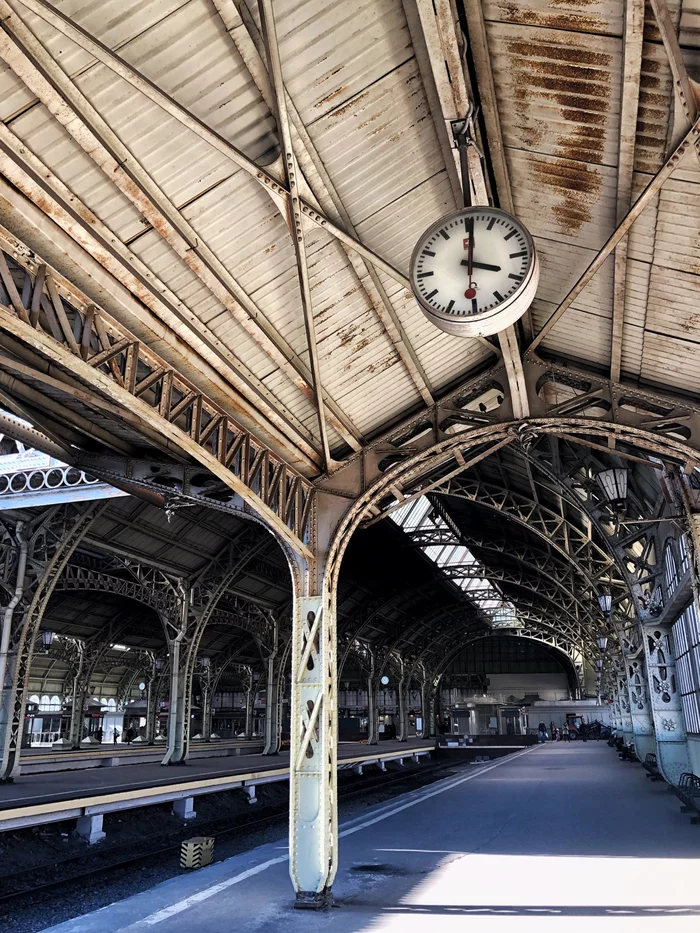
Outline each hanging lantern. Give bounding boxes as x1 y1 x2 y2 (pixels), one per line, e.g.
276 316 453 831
155 657 164 672
596 468 628 513
596 635 609 653
199 657 211 669
595 658 604 671
41 630 53 649
597 593 612 617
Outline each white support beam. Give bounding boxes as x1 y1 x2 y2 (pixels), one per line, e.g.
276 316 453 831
257 0 332 470
611 0 645 384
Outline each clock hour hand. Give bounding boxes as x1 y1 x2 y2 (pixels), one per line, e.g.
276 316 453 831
461 260 501 272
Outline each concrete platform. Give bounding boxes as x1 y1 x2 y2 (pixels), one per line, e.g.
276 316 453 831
0 740 434 831
39 743 700 933
17 738 266 775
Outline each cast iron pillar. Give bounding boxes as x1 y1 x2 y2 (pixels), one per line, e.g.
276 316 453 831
643 622 689 784
623 634 655 760
0 503 104 782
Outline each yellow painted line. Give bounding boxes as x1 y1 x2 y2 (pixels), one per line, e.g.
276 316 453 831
0 745 433 823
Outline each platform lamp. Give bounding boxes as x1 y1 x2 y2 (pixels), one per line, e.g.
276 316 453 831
596 467 628 515
597 592 612 620
41 630 53 651
154 657 164 673
596 635 609 654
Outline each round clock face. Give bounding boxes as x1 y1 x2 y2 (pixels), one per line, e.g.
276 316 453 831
410 207 539 337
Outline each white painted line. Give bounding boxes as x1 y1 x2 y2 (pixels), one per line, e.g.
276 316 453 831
142 855 290 926
138 744 541 927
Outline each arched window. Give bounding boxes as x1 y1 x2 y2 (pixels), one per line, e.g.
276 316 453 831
664 541 679 596
679 535 690 575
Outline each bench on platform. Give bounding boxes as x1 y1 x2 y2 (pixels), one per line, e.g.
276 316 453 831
642 752 663 782
674 772 700 824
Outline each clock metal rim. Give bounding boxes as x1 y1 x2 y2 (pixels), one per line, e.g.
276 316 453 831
409 206 539 338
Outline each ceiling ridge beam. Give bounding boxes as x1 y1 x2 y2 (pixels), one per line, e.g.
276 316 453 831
257 0 332 470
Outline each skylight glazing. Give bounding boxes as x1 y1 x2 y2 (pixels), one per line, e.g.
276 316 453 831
390 497 519 628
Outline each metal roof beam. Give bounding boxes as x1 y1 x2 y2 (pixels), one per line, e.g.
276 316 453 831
0 6 362 455
215 0 434 407
17 0 413 292
257 0 332 469
611 0 645 383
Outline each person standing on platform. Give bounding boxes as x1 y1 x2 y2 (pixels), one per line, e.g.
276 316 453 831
562 726 571 743
95 727 104 743
550 721 557 741
113 727 120 744
538 721 547 743
125 726 135 744
580 721 588 742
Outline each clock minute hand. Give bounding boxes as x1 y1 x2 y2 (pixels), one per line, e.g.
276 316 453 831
461 260 501 272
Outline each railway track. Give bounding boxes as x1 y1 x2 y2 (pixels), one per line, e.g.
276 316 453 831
0 757 459 904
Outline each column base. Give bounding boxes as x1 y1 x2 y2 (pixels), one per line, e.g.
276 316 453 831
77 813 106 844
294 888 334 910
172 797 197 820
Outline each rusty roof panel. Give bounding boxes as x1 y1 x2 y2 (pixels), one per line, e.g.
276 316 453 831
486 22 621 168
634 42 674 175
507 149 618 249
653 177 700 276
646 265 700 344
482 0 622 36
534 238 613 318
680 0 700 44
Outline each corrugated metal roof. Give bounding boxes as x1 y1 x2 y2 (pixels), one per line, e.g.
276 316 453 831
0 0 698 468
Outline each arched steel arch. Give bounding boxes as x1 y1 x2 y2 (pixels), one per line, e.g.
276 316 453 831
433 474 617 592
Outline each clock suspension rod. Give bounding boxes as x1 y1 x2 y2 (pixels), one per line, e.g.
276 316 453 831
451 111 485 209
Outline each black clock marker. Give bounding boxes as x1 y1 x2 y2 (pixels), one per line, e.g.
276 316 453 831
446 299 455 313
422 250 436 257
439 229 449 240
509 273 523 281
471 298 478 314
493 290 504 302
510 250 527 258
417 271 434 279
425 288 438 300
487 217 496 230
504 229 517 241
